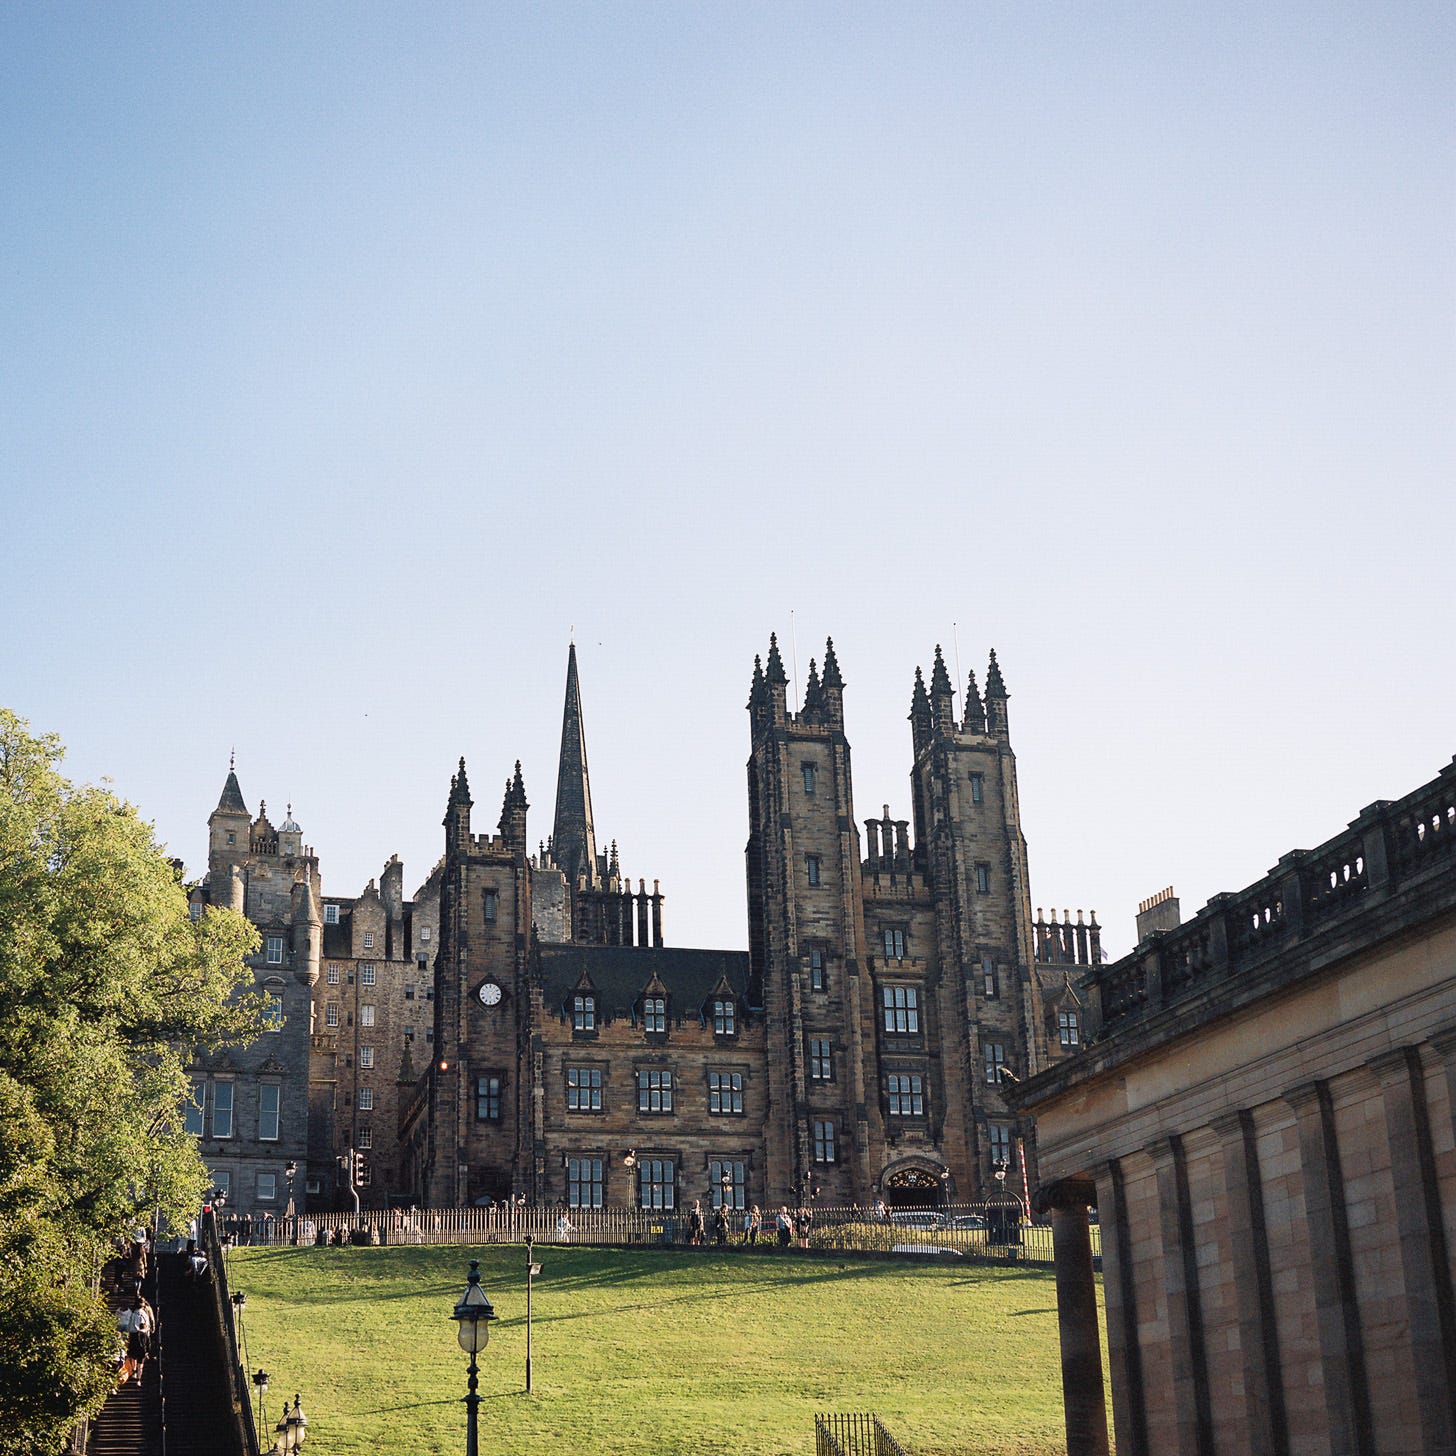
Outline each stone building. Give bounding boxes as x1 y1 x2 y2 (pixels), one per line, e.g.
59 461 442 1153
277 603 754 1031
1008 759 1456 1456
402 635 1061 1212
186 768 318 1215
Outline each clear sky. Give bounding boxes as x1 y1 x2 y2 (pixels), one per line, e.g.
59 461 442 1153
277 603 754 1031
3 3 1452 957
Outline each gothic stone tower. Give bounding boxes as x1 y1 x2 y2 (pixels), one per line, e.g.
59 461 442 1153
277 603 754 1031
747 636 1046 1206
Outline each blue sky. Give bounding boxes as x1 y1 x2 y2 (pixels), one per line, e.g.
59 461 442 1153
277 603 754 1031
3 3 1452 953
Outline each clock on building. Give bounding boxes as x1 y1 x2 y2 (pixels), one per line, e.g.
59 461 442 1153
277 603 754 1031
476 980 504 1008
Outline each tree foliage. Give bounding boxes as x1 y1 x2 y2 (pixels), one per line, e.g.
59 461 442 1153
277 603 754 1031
0 709 263 1453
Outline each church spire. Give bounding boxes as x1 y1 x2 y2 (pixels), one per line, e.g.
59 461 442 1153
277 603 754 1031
552 642 598 888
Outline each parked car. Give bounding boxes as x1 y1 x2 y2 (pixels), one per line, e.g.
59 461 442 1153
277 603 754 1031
891 1243 962 1257
947 1214 987 1230
888 1211 944 1229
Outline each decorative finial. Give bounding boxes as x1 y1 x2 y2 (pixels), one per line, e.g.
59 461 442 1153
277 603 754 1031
230 747 235 771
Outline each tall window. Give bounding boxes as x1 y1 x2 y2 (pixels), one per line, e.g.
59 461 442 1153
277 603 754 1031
812 1120 836 1164
710 1160 746 1210
258 1084 280 1141
638 1159 675 1210
982 958 998 999
361 1005 375 1027
968 772 984 804
420 926 431 943
573 995 596 1032
257 1172 276 1203
363 931 374 949
801 763 817 795
184 1080 204 1136
883 927 906 960
358 1088 374 1111
325 1003 339 1028
708 1071 743 1114
212 1081 234 1139
809 1038 833 1080
713 999 736 1036
975 863 991 894
477 1075 502 1121
360 963 376 987
1058 1011 1080 1048
988 1123 1013 1167
643 997 666 1033
327 964 341 985
637 1069 673 1113
566 1067 603 1112
887 1073 924 1117
358 1127 372 1149
567 1157 604 1208
483 889 498 922
809 947 826 992
324 903 339 925
265 936 284 965
984 1043 1006 1084
360 1046 375 1069
805 854 822 886
882 985 919 1033
265 992 284 1030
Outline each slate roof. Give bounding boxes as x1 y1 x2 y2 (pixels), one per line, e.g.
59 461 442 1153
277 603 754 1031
537 944 751 1021
216 770 248 815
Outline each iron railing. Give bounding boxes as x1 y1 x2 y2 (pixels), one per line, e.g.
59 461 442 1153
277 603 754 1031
816 1411 911 1456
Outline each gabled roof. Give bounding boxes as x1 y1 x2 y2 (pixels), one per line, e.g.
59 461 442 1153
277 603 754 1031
537 945 751 1021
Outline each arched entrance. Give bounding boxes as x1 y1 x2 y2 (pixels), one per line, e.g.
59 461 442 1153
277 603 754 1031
880 1160 948 1209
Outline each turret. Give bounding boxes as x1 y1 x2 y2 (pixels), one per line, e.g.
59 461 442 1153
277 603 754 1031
909 665 933 756
964 669 986 733
764 633 789 724
930 645 956 733
802 658 822 718
208 758 251 877
500 761 529 859
985 650 1009 738
444 758 473 850
278 802 303 859
290 864 322 987
748 654 769 731
380 854 405 922
819 637 845 727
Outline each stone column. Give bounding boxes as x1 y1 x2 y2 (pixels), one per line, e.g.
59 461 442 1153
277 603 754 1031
1368 1045 1456 1453
1090 1158 1148 1456
1035 1177 1110 1456
1283 1079 1374 1456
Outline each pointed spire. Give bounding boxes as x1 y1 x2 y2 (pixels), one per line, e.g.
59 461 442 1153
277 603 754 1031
215 765 248 815
803 657 822 714
450 757 473 807
986 649 1007 698
748 654 767 709
965 669 986 732
821 637 843 688
552 642 598 889
502 760 528 813
765 633 788 685
930 645 953 697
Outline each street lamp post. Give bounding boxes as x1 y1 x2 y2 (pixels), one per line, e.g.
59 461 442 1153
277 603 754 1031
284 1160 298 1242
252 1368 269 1439
525 1236 542 1393
622 1150 638 1239
451 1259 498 1456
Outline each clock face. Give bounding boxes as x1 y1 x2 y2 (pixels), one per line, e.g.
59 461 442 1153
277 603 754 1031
477 981 503 1008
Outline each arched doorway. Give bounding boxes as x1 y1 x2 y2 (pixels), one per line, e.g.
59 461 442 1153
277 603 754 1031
881 1161 947 1209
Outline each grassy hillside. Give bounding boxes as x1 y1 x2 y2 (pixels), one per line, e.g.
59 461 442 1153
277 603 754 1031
227 1244 1088 1455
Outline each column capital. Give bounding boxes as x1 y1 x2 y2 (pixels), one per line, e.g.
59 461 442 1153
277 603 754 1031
1428 1021 1456 1060
1366 1045 1421 1085
1033 1175 1098 1216
1282 1077 1326 1114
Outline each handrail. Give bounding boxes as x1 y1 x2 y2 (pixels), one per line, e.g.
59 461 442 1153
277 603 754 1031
203 1210 260 1456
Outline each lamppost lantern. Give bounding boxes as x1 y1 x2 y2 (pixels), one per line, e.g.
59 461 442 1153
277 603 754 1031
451 1259 497 1456
288 1393 307 1447
273 1398 292 1455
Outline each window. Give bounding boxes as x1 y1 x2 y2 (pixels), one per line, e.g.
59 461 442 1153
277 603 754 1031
258 1084 280 1141
809 947 826 992
363 931 374 949
637 1069 673 1113
1058 1011 1080 1048
475 1075 502 1120
257 1172 276 1202
712 999 736 1036
405 984 415 1001
982 958 998 999
211 1170 231 1199
813 1120 836 1163
638 1159 675 1210
806 854 822 887
358 1127 372 1149
883 927 906 960
358 1088 374 1111
567 1157 604 1208
265 936 283 965
708 1071 744 1114
425 1028 434 1043
483 889 498 922
212 1081 234 1139
988 1123 1013 1167
969 772 984 804
361 1005 375 1027
324 903 339 925
404 1025 414 1041
189 900 202 922
882 985 920 1034
327 964 340 985
809 1038 833 1080
710 1159 746 1210
420 926 431 942
887 1073 925 1116
566 1067 602 1112
184 1080 205 1136
360 1046 375 1069
226 831 235 846
976 863 991 894
984 1042 1006 1084
360 963 376 987
643 996 666 1033
802 763 817 795
572 994 596 1032
325 1003 339 1028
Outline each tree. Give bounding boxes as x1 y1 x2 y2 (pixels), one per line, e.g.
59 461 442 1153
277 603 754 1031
0 709 263 1453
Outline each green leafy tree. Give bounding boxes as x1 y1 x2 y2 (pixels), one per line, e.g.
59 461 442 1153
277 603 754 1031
0 709 263 1453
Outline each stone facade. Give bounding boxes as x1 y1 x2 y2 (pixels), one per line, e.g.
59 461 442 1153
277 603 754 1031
1008 759 1456 1456
187 772 318 1215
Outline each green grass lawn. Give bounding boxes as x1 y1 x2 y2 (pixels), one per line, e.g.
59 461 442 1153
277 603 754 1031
228 1244 1090 1456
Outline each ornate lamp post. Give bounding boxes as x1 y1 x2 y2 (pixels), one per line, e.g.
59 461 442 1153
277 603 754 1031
525 1236 542 1393
451 1259 498 1456
252 1367 269 1438
272 1393 306 1453
284 1159 298 1241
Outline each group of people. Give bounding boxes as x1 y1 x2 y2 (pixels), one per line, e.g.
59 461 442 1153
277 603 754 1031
113 1227 156 1386
679 1201 814 1248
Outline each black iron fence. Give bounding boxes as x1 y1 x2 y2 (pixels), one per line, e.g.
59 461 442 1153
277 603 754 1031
815 1412 911 1456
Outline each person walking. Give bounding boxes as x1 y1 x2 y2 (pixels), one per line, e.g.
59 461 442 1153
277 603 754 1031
713 1203 730 1245
744 1204 761 1246
688 1199 706 1246
775 1206 793 1248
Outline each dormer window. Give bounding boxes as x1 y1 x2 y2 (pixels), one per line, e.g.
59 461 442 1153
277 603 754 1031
573 994 596 1033
1058 1010 1080 1048
324 903 339 925
712 999 736 1036
643 996 667 1033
